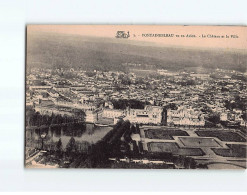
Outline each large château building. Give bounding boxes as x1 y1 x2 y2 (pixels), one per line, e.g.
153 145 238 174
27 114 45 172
167 106 205 126
124 105 163 124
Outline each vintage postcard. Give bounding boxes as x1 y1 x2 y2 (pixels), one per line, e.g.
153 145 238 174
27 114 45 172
25 25 247 169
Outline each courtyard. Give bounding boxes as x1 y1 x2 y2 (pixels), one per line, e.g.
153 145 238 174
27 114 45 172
212 144 247 158
148 142 205 156
179 137 221 147
195 130 246 142
144 129 189 140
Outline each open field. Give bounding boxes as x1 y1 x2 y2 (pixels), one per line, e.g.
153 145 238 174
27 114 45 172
212 144 246 158
179 137 221 147
148 142 205 156
145 129 189 140
195 130 246 142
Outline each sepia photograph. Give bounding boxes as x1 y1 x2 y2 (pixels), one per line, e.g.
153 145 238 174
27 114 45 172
25 25 247 169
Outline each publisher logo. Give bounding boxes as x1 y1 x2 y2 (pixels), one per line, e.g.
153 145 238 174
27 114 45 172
115 31 130 39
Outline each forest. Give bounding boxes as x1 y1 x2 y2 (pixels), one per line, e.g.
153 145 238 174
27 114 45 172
27 31 247 73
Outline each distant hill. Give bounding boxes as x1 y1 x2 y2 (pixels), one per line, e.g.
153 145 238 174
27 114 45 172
26 32 247 73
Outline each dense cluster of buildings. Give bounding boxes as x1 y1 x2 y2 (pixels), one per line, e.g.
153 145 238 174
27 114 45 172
26 67 247 127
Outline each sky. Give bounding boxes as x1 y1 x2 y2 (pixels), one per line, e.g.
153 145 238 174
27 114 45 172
28 25 247 50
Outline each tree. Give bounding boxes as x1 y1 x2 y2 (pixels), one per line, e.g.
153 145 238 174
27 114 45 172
130 125 137 134
225 96 247 111
56 138 62 152
111 99 149 109
66 137 77 154
242 112 247 121
73 109 85 122
26 108 36 126
207 113 220 125
51 113 56 124
34 112 41 126
55 138 63 158
201 104 212 113
166 103 177 110
136 124 140 134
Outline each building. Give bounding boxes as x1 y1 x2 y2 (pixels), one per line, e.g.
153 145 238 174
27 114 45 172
167 106 205 126
102 108 124 118
29 85 52 91
124 105 163 125
85 110 98 123
220 113 228 121
53 85 70 93
190 73 210 80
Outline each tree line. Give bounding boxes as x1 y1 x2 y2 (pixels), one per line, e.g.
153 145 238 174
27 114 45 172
111 99 150 110
26 108 85 127
225 95 247 111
